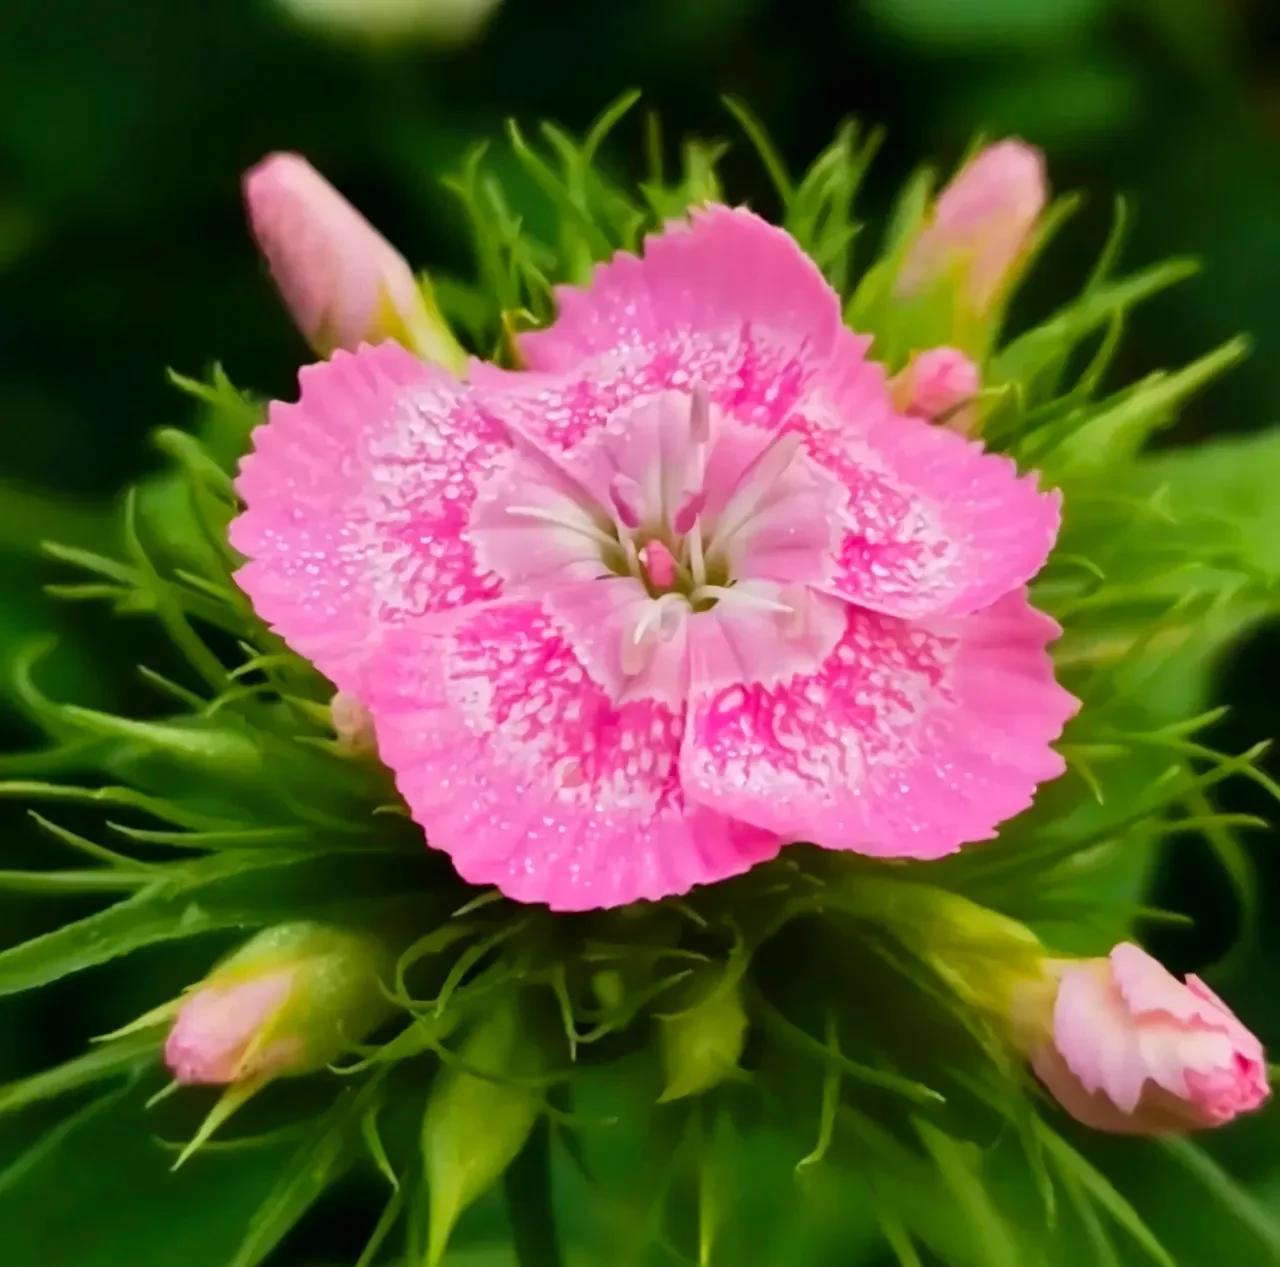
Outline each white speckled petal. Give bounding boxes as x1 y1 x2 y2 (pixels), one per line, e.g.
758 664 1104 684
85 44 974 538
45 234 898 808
680 590 1076 857
362 599 783 910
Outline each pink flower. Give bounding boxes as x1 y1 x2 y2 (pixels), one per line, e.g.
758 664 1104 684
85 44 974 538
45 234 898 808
1032 943 1269 1133
891 346 980 429
898 140 1047 314
243 152 466 369
165 968 298 1085
232 206 1075 910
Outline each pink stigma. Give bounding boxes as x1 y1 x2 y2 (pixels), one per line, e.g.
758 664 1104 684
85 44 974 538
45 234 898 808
641 540 679 589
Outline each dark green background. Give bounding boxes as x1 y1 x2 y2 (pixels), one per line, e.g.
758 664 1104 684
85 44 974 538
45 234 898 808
2 0 1278 1262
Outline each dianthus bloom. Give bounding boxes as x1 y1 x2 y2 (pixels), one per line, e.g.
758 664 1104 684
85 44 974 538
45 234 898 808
1032 943 1269 1133
233 206 1076 909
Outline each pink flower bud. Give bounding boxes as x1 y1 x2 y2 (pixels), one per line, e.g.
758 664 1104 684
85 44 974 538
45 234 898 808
243 152 466 369
165 968 298 1085
898 140 1047 314
891 346 980 427
331 690 378 755
164 922 391 1086
1031 943 1269 1134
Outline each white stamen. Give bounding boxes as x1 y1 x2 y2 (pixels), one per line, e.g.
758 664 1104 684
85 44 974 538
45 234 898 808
678 385 712 533
506 505 618 550
689 585 795 616
687 518 707 589
632 592 688 645
621 594 687 676
621 533 640 576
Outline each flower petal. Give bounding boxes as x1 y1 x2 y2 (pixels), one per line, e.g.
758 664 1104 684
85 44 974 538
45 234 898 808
231 343 510 691
362 599 782 910
1053 961 1151 1112
1111 943 1265 1059
794 340 1061 618
680 590 1077 858
497 206 847 449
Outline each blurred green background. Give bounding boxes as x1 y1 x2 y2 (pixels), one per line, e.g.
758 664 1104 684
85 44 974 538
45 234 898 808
2 0 1278 1262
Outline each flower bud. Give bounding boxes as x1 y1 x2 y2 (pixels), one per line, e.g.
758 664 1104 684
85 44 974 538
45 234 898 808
897 140 1047 316
1029 942 1269 1134
423 996 543 1267
165 922 391 1086
659 970 748 1101
891 346 980 430
331 690 378 755
243 152 467 370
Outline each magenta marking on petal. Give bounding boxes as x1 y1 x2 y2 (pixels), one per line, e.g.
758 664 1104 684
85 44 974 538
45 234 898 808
363 601 782 910
513 207 846 451
794 340 1061 619
231 343 513 692
681 590 1076 858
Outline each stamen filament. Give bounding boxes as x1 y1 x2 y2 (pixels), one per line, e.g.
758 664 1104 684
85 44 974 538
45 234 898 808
687 519 707 589
689 585 794 615
632 592 688 645
506 505 618 550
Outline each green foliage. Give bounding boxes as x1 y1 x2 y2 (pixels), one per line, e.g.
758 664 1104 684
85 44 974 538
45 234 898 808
658 968 748 1102
0 104 1277 1267
423 998 545 1265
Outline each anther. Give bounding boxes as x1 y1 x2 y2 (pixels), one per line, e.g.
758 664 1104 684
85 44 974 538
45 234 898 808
608 473 644 529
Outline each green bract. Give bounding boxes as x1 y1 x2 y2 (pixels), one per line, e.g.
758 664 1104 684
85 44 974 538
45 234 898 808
1 98 1278 1267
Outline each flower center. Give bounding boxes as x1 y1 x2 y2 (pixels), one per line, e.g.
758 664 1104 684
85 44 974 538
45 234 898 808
473 386 842 686
587 389 813 626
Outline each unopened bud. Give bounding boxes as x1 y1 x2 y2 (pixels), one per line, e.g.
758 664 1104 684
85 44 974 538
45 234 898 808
164 922 391 1086
891 346 980 431
243 152 467 370
422 996 544 1266
897 140 1047 316
331 690 378 755
1026 943 1269 1135
659 969 747 1101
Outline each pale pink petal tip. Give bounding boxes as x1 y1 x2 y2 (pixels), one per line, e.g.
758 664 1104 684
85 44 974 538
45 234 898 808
331 690 378 754
164 970 296 1086
892 346 981 423
899 139 1047 312
234 202 1075 909
243 152 430 356
1035 943 1269 1134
